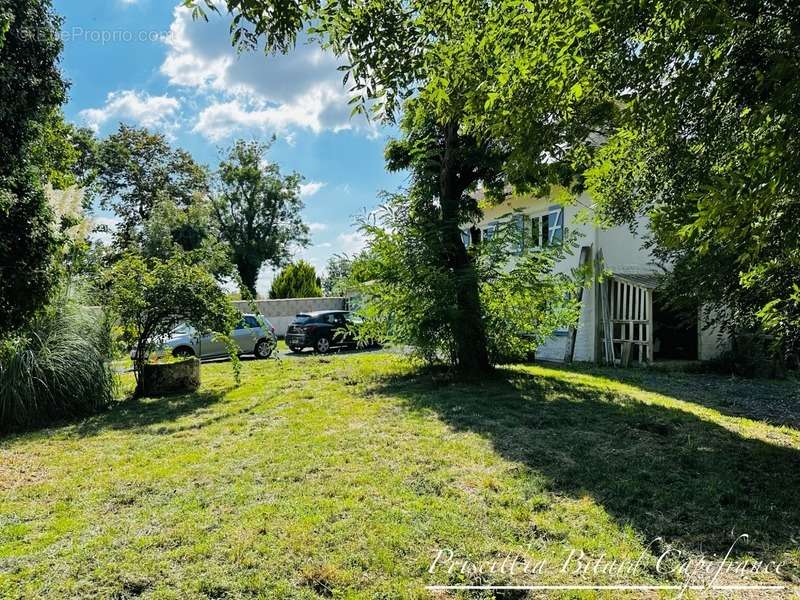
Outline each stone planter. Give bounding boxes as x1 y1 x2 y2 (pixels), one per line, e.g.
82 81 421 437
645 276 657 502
140 358 200 397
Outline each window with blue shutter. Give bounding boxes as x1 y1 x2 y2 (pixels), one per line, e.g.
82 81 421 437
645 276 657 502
548 206 564 245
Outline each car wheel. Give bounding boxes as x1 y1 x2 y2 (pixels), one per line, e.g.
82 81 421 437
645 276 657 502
254 338 273 359
315 336 331 354
173 346 195 358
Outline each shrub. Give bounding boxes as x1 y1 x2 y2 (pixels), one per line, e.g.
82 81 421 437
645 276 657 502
106 253 240 396
0 290 115 431
269 260 323 299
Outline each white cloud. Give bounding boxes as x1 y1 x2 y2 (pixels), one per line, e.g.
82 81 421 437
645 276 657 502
161 5 367 140
79 90 180 132
192 92 352 141
308 223 328 233
300 182 326 198
337 231 367 255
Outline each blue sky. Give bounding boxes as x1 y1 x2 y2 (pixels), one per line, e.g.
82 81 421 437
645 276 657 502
54 0 407 294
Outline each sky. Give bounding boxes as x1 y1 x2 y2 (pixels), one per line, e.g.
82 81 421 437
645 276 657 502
54 0 407 295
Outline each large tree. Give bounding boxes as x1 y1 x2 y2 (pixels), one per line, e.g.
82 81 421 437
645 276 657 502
0 0 67 335
187 0 604 371
93 125 209 252
583 0 800 359
213 140 309 297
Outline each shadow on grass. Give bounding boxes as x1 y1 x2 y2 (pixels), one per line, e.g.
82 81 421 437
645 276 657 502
558 363 800 430
70 388 233 438
371 367 800 571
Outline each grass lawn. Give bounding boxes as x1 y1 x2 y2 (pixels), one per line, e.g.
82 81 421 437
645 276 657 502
1 353 799 598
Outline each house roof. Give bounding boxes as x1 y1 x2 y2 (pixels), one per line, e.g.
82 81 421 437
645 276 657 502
613 273 662 289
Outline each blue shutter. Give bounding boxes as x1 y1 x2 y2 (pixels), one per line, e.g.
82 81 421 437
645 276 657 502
548 206 564 245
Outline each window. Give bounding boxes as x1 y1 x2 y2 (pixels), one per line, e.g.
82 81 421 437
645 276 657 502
548 206 564 245
460 229 471 248
527 207 564 247
245 316 261 328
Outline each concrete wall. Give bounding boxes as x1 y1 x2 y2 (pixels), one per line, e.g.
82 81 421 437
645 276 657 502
698 310 732 361
232 297 347 337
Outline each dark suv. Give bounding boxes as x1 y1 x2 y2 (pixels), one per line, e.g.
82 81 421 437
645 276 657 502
285 310 357 354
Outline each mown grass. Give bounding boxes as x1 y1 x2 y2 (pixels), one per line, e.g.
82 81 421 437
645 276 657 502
1 353 798 599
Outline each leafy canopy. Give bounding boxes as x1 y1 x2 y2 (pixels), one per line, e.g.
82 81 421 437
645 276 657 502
584 0 800 358
0 0 67 336
213 139 309 297
92 124 210 252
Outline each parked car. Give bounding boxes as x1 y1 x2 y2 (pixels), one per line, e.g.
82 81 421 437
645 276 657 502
285 310 360 354
131 314 277 361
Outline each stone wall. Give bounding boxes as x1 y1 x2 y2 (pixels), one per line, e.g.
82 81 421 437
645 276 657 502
140 358 201 397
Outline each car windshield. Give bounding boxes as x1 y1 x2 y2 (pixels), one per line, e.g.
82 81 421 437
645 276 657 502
293 314 312 324
171 324 194 336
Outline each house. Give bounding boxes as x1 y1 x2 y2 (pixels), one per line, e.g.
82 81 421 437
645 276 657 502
469 189 728 364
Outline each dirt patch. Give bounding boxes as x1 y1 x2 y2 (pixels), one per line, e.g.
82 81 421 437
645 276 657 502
0 452 48 491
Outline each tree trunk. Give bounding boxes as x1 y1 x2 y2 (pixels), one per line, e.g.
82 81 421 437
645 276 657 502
237 258 259 299
440 122 492 373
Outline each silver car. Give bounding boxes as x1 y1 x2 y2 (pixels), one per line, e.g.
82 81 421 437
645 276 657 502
135 314 277 360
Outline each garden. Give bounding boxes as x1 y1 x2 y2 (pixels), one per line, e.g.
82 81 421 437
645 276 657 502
2 353 798 597
2 0 799 597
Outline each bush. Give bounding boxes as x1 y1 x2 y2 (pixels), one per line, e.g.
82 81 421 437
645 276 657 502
106 253 240 396
0 290 115 431
269 261 323 299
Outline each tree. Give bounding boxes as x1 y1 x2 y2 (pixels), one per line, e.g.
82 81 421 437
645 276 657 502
213 140 309 297
354 191 580 365
0 0 67 336
93 125 209 252
30 110 97 191
141 196 233 280
322 253 368 297
269 261 322 299
583 0 800 360
106 254 239 396
187 0 604 371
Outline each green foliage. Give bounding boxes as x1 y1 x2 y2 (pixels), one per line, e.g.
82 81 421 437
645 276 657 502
0 0 67 336
353 193 580 366
106 254 239 395
185 0 609 372
322 253 372 297
585 0 800 361
30 109 97 191
0 287 115 432
142 196 234 280
269 260 323 299
92 125 209 252
0 0 66 171
322 255 354 297
0 170 62 336
213 139 310 297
